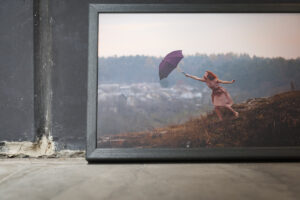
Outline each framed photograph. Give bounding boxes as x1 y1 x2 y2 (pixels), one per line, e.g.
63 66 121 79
87 2 300 162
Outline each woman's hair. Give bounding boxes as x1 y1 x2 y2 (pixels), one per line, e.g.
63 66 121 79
205 70 218 80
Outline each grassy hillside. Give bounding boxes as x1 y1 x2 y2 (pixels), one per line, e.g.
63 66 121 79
98 90 300 148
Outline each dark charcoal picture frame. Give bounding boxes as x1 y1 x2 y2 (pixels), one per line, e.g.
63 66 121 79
87 2 300 162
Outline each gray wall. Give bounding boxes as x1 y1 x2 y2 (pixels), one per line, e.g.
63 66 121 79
50 0 89 149
0 0 34 142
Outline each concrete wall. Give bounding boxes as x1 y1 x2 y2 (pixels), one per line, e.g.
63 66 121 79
0 0 34 142
50 0 89 149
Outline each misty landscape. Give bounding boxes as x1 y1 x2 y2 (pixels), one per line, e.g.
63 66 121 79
98 82 211 136
97 53 300 147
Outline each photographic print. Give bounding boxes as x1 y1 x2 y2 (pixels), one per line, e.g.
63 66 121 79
96 13 300 149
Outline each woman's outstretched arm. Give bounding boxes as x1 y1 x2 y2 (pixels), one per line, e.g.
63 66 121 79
185 74 206 82
217 79 235 84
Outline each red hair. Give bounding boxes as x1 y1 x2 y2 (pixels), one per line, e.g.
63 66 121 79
205 70 218 80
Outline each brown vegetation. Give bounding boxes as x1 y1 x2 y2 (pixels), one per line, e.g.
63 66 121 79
98 91 300 148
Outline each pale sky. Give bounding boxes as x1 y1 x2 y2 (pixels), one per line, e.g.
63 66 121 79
98 14 300 59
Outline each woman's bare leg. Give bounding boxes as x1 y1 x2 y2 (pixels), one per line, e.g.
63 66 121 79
225 105 239 117
215 107 223 121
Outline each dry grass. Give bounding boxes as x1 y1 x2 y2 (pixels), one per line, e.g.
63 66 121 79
99 91 300 148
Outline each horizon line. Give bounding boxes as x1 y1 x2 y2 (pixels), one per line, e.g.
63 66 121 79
98 52 300 60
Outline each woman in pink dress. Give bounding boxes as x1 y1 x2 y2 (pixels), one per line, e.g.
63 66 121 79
184 70 239 120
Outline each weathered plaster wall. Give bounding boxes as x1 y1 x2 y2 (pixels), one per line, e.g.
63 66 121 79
49 0 89 150
0 0 35 142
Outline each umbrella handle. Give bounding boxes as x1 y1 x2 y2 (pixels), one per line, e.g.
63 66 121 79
177 66 186 75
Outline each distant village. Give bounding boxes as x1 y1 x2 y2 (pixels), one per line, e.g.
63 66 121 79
97 82 213 136
98 82 208 104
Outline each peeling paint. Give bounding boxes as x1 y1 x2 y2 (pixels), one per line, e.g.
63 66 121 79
0 135 55 158
0 138 85 158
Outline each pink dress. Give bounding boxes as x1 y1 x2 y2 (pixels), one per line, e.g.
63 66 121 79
204 77 233 107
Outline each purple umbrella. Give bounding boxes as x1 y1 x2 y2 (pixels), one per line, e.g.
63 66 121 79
159 50 184 80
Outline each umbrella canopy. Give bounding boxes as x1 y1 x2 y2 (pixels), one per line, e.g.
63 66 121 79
159 50 184 80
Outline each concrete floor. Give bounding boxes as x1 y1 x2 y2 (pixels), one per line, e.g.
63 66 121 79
1 159 300 200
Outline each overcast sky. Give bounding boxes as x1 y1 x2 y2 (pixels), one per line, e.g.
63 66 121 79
98 14 300 59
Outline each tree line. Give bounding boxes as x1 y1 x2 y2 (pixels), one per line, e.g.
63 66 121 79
98 53 300 100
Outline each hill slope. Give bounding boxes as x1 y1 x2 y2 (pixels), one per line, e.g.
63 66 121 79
98 91 300 148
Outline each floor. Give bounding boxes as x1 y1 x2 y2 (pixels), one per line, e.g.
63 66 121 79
1 159 300 200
